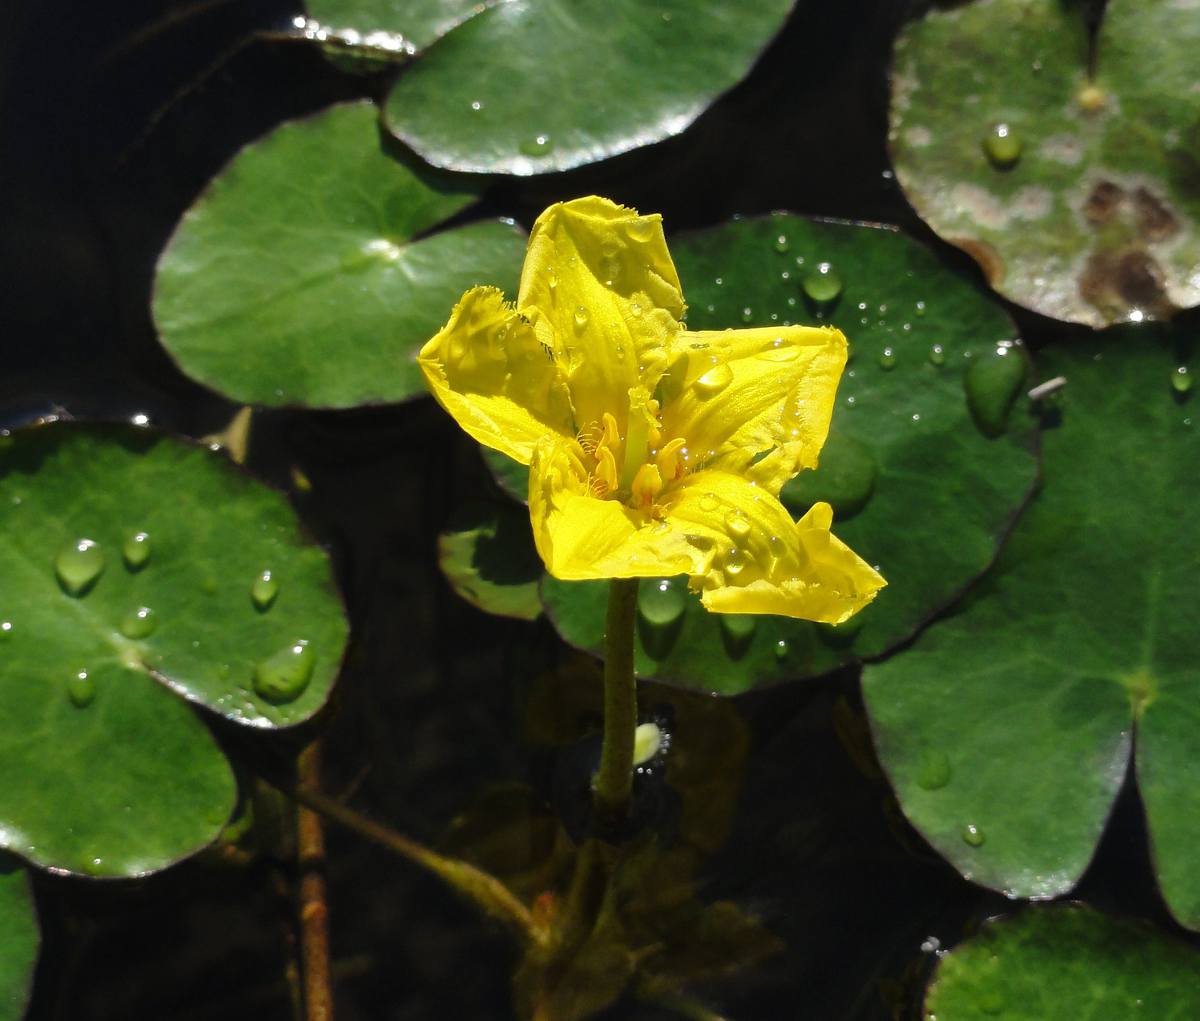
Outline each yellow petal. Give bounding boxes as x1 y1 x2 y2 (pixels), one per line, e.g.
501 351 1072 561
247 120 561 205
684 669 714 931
660 470 884 623
518 196 685 430
528 435 710 580
418 286 574 465
659 326 847 495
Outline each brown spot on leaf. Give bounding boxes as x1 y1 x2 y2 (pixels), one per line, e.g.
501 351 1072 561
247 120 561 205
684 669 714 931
1083 180 1124 225
1079 245 1177 323
1132 186 1179 242
950 236 1005 285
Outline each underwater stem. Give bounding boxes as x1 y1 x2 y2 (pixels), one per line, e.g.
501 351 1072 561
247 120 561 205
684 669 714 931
288 785 543 947
296 741 334 1021
593 578 640 827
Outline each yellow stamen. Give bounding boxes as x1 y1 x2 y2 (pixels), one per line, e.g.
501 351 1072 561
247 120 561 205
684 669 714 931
630 463 663 509
596 445 618 494
656 437 688 481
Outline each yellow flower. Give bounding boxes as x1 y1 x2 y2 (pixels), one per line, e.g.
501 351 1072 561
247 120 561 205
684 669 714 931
419 197 884 623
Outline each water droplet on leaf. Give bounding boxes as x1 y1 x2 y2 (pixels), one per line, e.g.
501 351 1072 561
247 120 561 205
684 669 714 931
637 577 686 628
982 123 1022 169
929 344 945 366
68 670 96 708
518 133 553 157
773 233 790 253
773 638 788 661
915 749 951 790
0 621 11 641
802 262 843 307
965 344 1027 437
119 606 157 640
123 531 150 570
56 539 105 596
878 346 897 370
780 430 877 520
253 640 315 703
961 823 985 847
1171 366 1192 395
251 569 278 611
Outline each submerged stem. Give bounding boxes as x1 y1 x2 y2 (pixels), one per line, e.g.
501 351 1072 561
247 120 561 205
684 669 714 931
296 741 333 1021
593 578 640 826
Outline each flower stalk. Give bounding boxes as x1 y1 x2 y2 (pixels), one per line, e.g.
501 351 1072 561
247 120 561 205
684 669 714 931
593 578 640 827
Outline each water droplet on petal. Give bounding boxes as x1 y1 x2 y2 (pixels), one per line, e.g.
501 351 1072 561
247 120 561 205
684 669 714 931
251 570 278 611
915 749 952 790
802 262 843 307
961 823 985 847
929 344 945 366
253 640 315 703
965 344 1028 437
694 363 734 396
637 577 687 628
123 531 151 570
982 123 1022 169
724 511 752 541
573 307 589 330
119 606 157 640
1171 365 1192 395
878 346 897 370
56 539 105 596
68 670 96 708
722 547 748 577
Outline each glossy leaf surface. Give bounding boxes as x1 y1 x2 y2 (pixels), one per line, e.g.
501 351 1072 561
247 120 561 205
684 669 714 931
383 0 796 175
543 214 1038 693
864 330 1200 925
154 102 524 408
889 0 1200 326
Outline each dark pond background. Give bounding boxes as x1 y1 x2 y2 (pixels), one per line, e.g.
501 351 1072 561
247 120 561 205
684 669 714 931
0 1 1179 1018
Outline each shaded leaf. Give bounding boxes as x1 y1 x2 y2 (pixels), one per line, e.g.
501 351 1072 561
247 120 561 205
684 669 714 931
438 500 542 620
154 101 524 408
0 864 38 1021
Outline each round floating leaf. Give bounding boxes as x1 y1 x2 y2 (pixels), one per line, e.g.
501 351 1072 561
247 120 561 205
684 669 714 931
382 0 797 175
863 329 1200 923
924 905 1200 1020
437 501 542 620
889 0 1200 327
0 422 348 874
0 865 38 1021
481 446 528 504
153 101 525 408
542 214 1038 693
303 0 491 55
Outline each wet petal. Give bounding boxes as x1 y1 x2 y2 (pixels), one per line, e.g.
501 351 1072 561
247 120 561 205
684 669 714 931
419 286 574 464
660 326 847 494
661 470 884 623
519 196 685 430
528 435 709 581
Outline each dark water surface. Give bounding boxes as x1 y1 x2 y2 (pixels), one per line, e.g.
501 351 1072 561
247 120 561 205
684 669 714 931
0 1 1179 1018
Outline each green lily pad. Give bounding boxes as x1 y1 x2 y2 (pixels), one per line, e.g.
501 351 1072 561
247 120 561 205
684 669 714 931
437 501 542 621
382 0 797 175
301 0 490 56
862 329 1200 924
924 905 1200 1020
0 865 38 1021
889 0 1200 327
153 101 525 408
480 446 528 504
542 214 1039 693
0 422 347 875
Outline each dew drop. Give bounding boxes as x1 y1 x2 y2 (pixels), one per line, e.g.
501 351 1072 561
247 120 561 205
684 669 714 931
802 262 843 306
637 577 687 628
915 300 926 317
68 670 96 708
929 343 946 366
722 547 748 577
253 640 315 703
724 511 752 541
573 306 589 330
547 267 558 290
251 569 279 611
878 346 897 370
123 531 151 570
1171 365 1192 395
719 613 756 641
961 823 986 847
119 606 157 640
0 621 10 642
773 638 788 661
694 363 734 396
56 539 105 596
741 306 754 323
915 749 951 790
982 123 1022 169
518 133 553 157
773 233 790 254
965 344 1028 437
470 100 482 111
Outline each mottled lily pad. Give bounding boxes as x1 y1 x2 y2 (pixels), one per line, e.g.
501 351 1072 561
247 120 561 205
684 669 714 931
543 214 1039 693
383 0 797 175
863 329 1200 927
924 905 1200 1020
0 422 347 875
437 501 542 621
889 0 1200 327
0 865 38 1021
153 101 525 408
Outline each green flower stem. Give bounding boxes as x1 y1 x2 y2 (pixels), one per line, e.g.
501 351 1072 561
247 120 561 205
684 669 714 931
593 578 640 825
